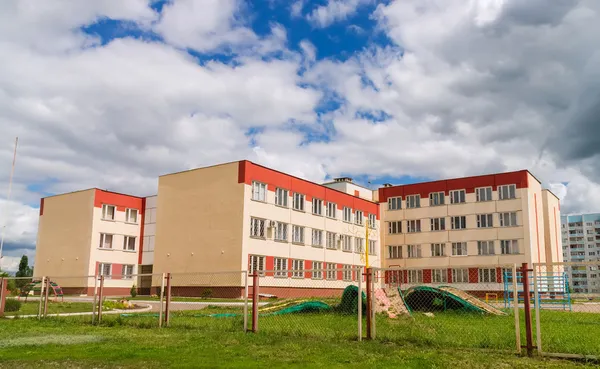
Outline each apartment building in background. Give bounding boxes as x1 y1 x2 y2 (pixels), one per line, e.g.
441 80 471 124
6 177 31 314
378 170 562 292
560 214 600 294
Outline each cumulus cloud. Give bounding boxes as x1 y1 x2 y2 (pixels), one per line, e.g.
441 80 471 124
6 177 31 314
307 0 372 28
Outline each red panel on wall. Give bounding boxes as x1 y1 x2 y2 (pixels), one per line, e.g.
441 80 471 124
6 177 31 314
112 264 122 280
496 268 502 283
39 198 44 216
378 170 530 203
337 264 343 281
138 197 146 265
94 189 143 212
403 270 408 284
447 268 453 283
305 260 312 279
423 269 432 284
468 268 479 283
265 256 274 277
238 161 380 219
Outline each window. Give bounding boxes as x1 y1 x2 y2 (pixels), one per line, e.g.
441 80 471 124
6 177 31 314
99 263 112 277
388 197 401 210
355 210 363 225
123 236 136 251
275 188 289 207
343 207 352 222
388 221 402 234
274 258 287 277
99 233 113 249
407 220 421 233
355 237 364 253
102 204 115 220
125 208 138 223
451 216 467 230
431 243 445 257
432 269 447 283
312 198 323 215
312 261 323 279
429 192 445 206
249 255 265 276
292 225 305 244
452 242 467 256
477 214 493 228
252 181 267 202
326 202 336 218
342 265 353 281
476 187 492 202
369 240 377 255
406 195 420 209
275 222 288 241
293 193 305 211
452 269 469 283
500 240 519 254
408 270 423 283
342 235 352 252
430 217 445 231
292 259 304 278
326 232 337 250
407 245 421 258
498 184 516 200
122 264 134 279
368 214 377 228
312 229 323 247
250 218 265 238
449 190 466 204
477 241 495 255
479 268 497 283
326 263 336 280
499 212 517 227
388 245 402 259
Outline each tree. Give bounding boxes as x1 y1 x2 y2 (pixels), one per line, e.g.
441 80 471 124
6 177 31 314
15 255 33 288
0 270 17 292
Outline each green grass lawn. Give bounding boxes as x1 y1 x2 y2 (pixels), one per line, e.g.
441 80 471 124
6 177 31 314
125 296 250 303
0 318 597 369
4 300 94 317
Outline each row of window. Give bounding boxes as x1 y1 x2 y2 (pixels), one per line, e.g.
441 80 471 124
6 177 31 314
98 263 135 279
250 218 379 255
387 184 517 210
252 182 377 227
387 268 501 284
101 204 139 223
387 240 520 259
386 212 518 234
249 255 357 281
99 233 137 251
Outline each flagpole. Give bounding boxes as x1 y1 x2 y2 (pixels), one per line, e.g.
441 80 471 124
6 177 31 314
0 137 18 269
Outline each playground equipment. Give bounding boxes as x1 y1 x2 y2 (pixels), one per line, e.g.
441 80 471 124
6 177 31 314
403 286 506 315
19 279 64 302
503 270 571 311
374 287 411 318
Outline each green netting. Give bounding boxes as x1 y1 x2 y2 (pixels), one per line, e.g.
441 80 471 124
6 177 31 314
403 286 484 314
264 301 331 315
335 285 366 315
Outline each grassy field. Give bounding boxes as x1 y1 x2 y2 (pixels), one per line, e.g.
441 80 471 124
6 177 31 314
4 300 94 317
0 318 597 369
125 296 250 303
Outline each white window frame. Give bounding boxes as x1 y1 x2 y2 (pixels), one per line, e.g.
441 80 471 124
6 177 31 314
406 195 420 209
430 217 445 231
500 239 519 254
99 233 113 249
429 192 445 206
452 269 469 283
250 217 266 238
355 237 364 254
452 242 468 256
275 188 289 207
312 261 323 279
274 258 288 278
432 269 447 283
99 263 112 277
407 244 421 258
388 245 402 259
343 207 352 222
249 255 265 276
292 225 305 244
431 243 445 257
326 202 336 218
477 214 493 228
369 240 377 255
326 263 336 280
252 181 267 202
388 221 402 234
477 240 495 255
125 208 138 223
476 187 492 202
342 265 352 281
312 198 323 215
326 231 337 250
498 184 516 200
449 190 466 204
408 270 423 283
499 212 518 227
123 236 136 251
407 219 421 233
479 268 497 283
311 229 323 247
122 264 134 279
102 204 115 221
355 210 363 225
342 235 352 252
275 222 288 241
451 216 467 230
292 259 304 278
368 214 377 229
293 193 305 211
388 197 401 210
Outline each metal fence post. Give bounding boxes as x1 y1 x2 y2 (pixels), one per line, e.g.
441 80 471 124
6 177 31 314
97 275 105 323
251 273 259 333
158 273 165 328
358 267 363 342
243 271 249 332
365 268 372 340
521 263 534 357
43 277 50 318
38 276 46 320
164 273 171 327
512 264 521 354
92 275 98 324
0 278 7 317
533 264 542 355
371 269 376 340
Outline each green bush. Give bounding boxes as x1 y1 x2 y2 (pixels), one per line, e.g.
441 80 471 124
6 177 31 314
130 284 137 298
5 298 22 312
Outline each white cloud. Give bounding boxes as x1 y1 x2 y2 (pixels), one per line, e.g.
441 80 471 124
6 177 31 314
291 0 305 18
307 0 372 28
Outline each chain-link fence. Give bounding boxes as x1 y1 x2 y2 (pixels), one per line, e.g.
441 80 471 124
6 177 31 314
253 267 363 341
533 262 600 358
368 265 521 353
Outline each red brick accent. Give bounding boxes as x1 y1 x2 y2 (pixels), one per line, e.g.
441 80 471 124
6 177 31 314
337 264 343 281
94 189 143 212
423 269 432 283
447 268 453 283
305 260 312 279
496 268 503 283
468 268 479 283
112 264 122 280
